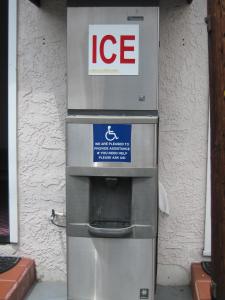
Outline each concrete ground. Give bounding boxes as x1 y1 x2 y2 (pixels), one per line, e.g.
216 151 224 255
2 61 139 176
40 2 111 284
25 282 192 300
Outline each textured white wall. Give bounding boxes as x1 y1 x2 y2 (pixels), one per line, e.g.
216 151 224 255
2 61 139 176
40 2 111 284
16 0 67 281
158 0 208 285
1 0 67 281
0 0 208 285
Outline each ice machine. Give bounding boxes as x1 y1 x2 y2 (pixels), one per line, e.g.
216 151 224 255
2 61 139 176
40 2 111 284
66 1 159 300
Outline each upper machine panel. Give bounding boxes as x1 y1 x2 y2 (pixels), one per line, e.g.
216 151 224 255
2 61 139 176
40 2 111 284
67 7 159 111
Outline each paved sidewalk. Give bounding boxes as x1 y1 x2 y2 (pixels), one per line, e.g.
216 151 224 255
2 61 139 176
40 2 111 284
26 282 192 300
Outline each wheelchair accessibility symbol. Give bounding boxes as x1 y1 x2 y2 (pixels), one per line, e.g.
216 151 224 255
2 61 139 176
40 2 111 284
105 126 119 142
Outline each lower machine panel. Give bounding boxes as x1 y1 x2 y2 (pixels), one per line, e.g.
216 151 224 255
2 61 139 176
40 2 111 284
68 237 155 300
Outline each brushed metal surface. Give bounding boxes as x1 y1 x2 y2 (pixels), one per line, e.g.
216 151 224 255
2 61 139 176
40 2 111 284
66 174 158 239
67 7 159 110
66 115 159 124
68 237 155 300
68 223 155 239
66 166 155 177
66 122 157 168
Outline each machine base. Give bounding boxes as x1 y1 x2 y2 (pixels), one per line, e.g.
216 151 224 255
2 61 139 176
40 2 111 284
68 237 156 300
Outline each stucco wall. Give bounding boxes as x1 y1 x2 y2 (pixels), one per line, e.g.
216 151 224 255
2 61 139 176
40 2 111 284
158 0 208 285
1 0 208 285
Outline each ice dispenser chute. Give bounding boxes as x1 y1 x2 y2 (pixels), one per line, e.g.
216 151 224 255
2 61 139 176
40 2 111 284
88 177 132 237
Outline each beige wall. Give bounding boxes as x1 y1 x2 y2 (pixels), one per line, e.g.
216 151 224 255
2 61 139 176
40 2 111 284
158 0 208 284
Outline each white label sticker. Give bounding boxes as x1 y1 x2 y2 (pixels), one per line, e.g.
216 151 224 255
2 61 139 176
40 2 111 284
88 24 139 76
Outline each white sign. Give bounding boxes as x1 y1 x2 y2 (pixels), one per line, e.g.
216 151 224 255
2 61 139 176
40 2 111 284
88 24 139 76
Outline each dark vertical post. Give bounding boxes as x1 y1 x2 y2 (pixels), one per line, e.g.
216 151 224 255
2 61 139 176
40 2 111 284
0 0 9 243
208 0 225 299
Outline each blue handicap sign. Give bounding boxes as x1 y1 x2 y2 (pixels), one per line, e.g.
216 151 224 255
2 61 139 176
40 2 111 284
93 124 132 163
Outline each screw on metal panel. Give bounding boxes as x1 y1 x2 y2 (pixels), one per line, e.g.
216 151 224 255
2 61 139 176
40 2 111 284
138 96 146 102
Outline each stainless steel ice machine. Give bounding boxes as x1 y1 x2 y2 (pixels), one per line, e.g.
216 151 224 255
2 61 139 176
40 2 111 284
66 1 159 300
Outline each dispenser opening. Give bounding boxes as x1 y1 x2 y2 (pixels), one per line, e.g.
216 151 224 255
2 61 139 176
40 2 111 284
89 177 132 229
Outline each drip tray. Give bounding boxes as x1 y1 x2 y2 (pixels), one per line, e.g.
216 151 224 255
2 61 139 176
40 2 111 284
90 221 131 229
